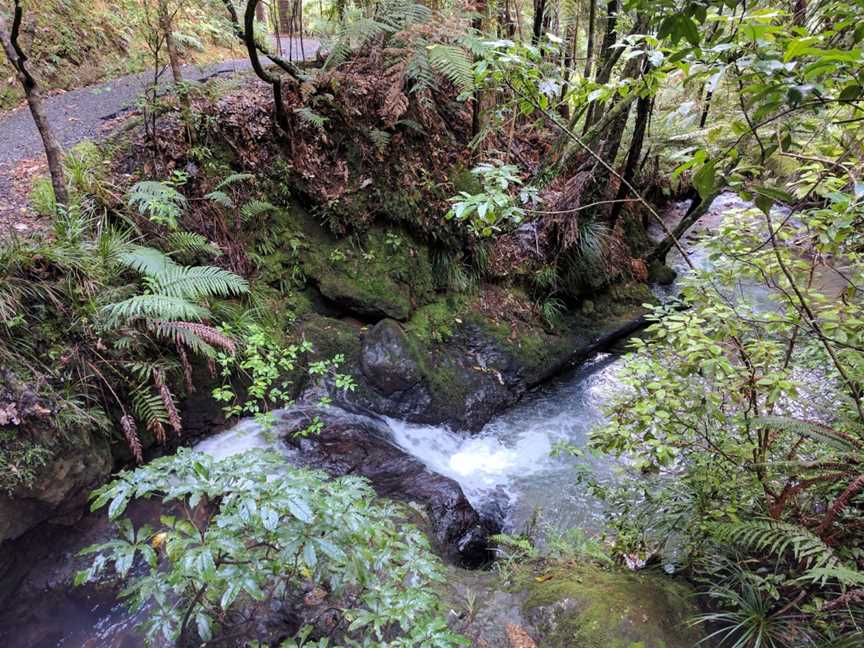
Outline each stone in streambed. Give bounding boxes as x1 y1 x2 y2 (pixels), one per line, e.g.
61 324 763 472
277 408 499 566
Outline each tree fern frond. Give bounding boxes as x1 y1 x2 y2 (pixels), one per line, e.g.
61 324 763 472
711 519 840 572
427 44 473 93
102 295 210 325
754 416 863 452
119 246 175 276
150 265 249 300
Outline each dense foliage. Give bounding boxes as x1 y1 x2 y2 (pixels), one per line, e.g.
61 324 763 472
78 449 466 647
3 0 864 646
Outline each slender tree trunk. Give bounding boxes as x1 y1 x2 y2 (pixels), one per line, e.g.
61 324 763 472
532 0 546 44
583 0 596 78
0 3 68 207
610 93 651 223
582 0 618 132
158 5 184 89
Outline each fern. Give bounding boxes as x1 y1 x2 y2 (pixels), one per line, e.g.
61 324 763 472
711 519 840 573
294 107 329 131
427 44 473 93
240 200 277 223
128 181 186 228
213 173 254 191
165 231 221 258
368 128 391 153
103 295 210 325
119 246 175 276
205 190 235 208
146 265 248 300
753 416 863 452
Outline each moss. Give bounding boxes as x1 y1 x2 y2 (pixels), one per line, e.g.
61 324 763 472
295 314 362 363
648 261 677 286
405 296 469 344
520 565 701 648
301 226 436 321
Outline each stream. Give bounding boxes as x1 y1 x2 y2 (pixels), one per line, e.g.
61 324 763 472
4 192 766 646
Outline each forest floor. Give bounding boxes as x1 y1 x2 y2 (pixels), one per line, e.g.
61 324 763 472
0 36 319 238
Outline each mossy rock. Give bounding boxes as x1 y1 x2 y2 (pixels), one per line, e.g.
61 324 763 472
301 227 435 321
520 565 702 648
296 314 363 363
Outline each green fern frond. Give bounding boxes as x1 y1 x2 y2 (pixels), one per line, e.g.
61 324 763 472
130 383 169 430
711 519 840 572
240 200 277 223
214 173 254 191
427 44 473 93
753 416 863 452
102 295 210 325
294 107 329 131
148 265 249 300
119 246 175 276
205 190 235 208
128 181 186 223
165 232 221 258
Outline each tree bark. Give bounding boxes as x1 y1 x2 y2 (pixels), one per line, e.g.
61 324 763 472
0 2 68 207
610 93 652 223
531 0 546 45
582 0 596 78
582 0 618 133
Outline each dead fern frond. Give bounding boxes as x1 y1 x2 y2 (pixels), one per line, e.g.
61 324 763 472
153 368 182 436
120 414 143 463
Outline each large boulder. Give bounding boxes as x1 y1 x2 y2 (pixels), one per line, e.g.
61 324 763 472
277 408 499 566
442 563 704 648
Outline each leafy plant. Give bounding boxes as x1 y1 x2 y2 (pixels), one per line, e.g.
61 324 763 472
77 449 468 647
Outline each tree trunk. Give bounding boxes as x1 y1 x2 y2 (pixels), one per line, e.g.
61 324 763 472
0 4 68 207
582 0 596 78
610 93 651 224
278 0 292 32
582 0 618 133
531 0 546 45
157 5 184 89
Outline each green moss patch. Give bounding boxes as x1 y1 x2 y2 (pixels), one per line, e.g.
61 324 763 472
520 565 701 648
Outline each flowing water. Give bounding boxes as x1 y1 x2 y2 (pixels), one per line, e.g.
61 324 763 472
7 192 772 646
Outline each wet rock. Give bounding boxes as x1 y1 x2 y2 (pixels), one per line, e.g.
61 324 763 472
277 408 500 566
360 319 423 395
0 370 113 544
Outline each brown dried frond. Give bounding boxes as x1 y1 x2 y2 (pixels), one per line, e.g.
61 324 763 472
172 322 237 355
120 414 143 463
546 170 594 251
177 344 195 393
380 62 409 127
153 368 182 436
150 419 167 444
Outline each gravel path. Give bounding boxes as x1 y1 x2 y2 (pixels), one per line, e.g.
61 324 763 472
0 37 319 234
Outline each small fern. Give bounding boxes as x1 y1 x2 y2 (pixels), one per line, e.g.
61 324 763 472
240 200 277 223
165 231 221 258
294 107 329 131
128 181 186 229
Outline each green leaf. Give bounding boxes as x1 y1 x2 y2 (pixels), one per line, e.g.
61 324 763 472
693 161 716 200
